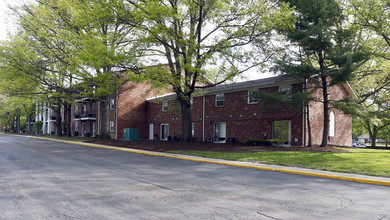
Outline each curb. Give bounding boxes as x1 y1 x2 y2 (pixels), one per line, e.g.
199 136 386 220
6 134 390 187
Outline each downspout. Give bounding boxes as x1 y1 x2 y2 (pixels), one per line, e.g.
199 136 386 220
302 79 307 146
202 95 205 142
115 89 118 140
302 100 305 146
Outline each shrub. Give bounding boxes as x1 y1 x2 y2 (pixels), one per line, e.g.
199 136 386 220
246 139 285 146
33 121 43 134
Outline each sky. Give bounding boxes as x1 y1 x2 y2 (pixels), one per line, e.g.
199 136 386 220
0 0 20 41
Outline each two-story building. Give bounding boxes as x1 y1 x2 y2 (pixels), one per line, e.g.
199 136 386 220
43 75 355 147
146 76 356 146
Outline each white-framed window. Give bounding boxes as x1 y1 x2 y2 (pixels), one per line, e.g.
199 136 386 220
75 105 79 114
75 122 79 132
248 90 259 104
190 97 194 109
329 111 335 137
110 121 114 132
216 94 224 107
110 99 115 109
279 85 292 99
162 100 168 112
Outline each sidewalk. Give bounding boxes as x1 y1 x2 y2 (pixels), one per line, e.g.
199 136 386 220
31 135 390 187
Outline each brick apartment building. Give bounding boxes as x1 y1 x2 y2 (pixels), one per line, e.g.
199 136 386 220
146 76 356 146
42 75 355 147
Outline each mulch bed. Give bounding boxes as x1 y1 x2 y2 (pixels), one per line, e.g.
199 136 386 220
85 139 348 153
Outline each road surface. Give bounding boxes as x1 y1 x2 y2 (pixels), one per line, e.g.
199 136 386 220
0 135 389 219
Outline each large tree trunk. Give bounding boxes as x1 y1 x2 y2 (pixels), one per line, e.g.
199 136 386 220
304 81 312 147
306 101 312 147
320 75 329 147
55 105 62 136
16 108 20 134
64 102 72 137
99 98 110 139
26 115 31 133
369 125 378 148
180 99 193 143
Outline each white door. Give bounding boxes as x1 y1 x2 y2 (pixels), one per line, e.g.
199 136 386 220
214 122 226 142
81 123 86 137
149 124 154 140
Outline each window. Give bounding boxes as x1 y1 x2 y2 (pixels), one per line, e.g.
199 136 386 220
329 111 335 137
75 105 79 114
248 90 259 104
162 100 168 112
216 94 224 107
192 123 195 137
75 122 79 132
273 120 291 145
110 99 115 109
279 85 292 99
110 121 114 132
190 97 194 109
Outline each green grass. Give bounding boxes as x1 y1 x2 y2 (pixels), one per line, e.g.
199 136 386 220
168 148 390 178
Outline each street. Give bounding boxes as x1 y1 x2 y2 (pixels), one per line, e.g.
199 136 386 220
0 135 389 219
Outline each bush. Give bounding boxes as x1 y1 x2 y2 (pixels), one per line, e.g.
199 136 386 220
246 139 285 146
33 121 43 134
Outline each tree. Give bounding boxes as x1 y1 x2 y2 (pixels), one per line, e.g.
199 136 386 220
3 0 138 137
119 0 295 143
342 58 390 147
277 0 369 147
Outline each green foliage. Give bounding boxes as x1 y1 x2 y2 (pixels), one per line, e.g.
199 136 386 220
246 139 285 146
33 121 43 134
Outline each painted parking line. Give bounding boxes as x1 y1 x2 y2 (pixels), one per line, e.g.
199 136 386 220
8 134 390 187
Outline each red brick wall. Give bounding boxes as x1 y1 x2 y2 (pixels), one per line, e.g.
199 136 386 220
307 82 352 146
148 83 304 144
109 82 158 140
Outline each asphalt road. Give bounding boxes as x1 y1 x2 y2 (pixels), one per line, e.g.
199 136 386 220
0 135 389 220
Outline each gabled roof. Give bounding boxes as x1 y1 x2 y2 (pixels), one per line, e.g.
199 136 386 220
146 75 298 102
146 75 358 102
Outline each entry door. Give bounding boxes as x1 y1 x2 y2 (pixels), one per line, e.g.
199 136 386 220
90 123 95 137
149 124 154 140
214 122 226 142
81 123 86 137
161 124 169 140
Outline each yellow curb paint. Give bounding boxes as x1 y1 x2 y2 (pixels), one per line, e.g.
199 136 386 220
6 134 390 187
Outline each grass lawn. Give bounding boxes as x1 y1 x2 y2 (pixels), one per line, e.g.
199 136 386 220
168 148 390 178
